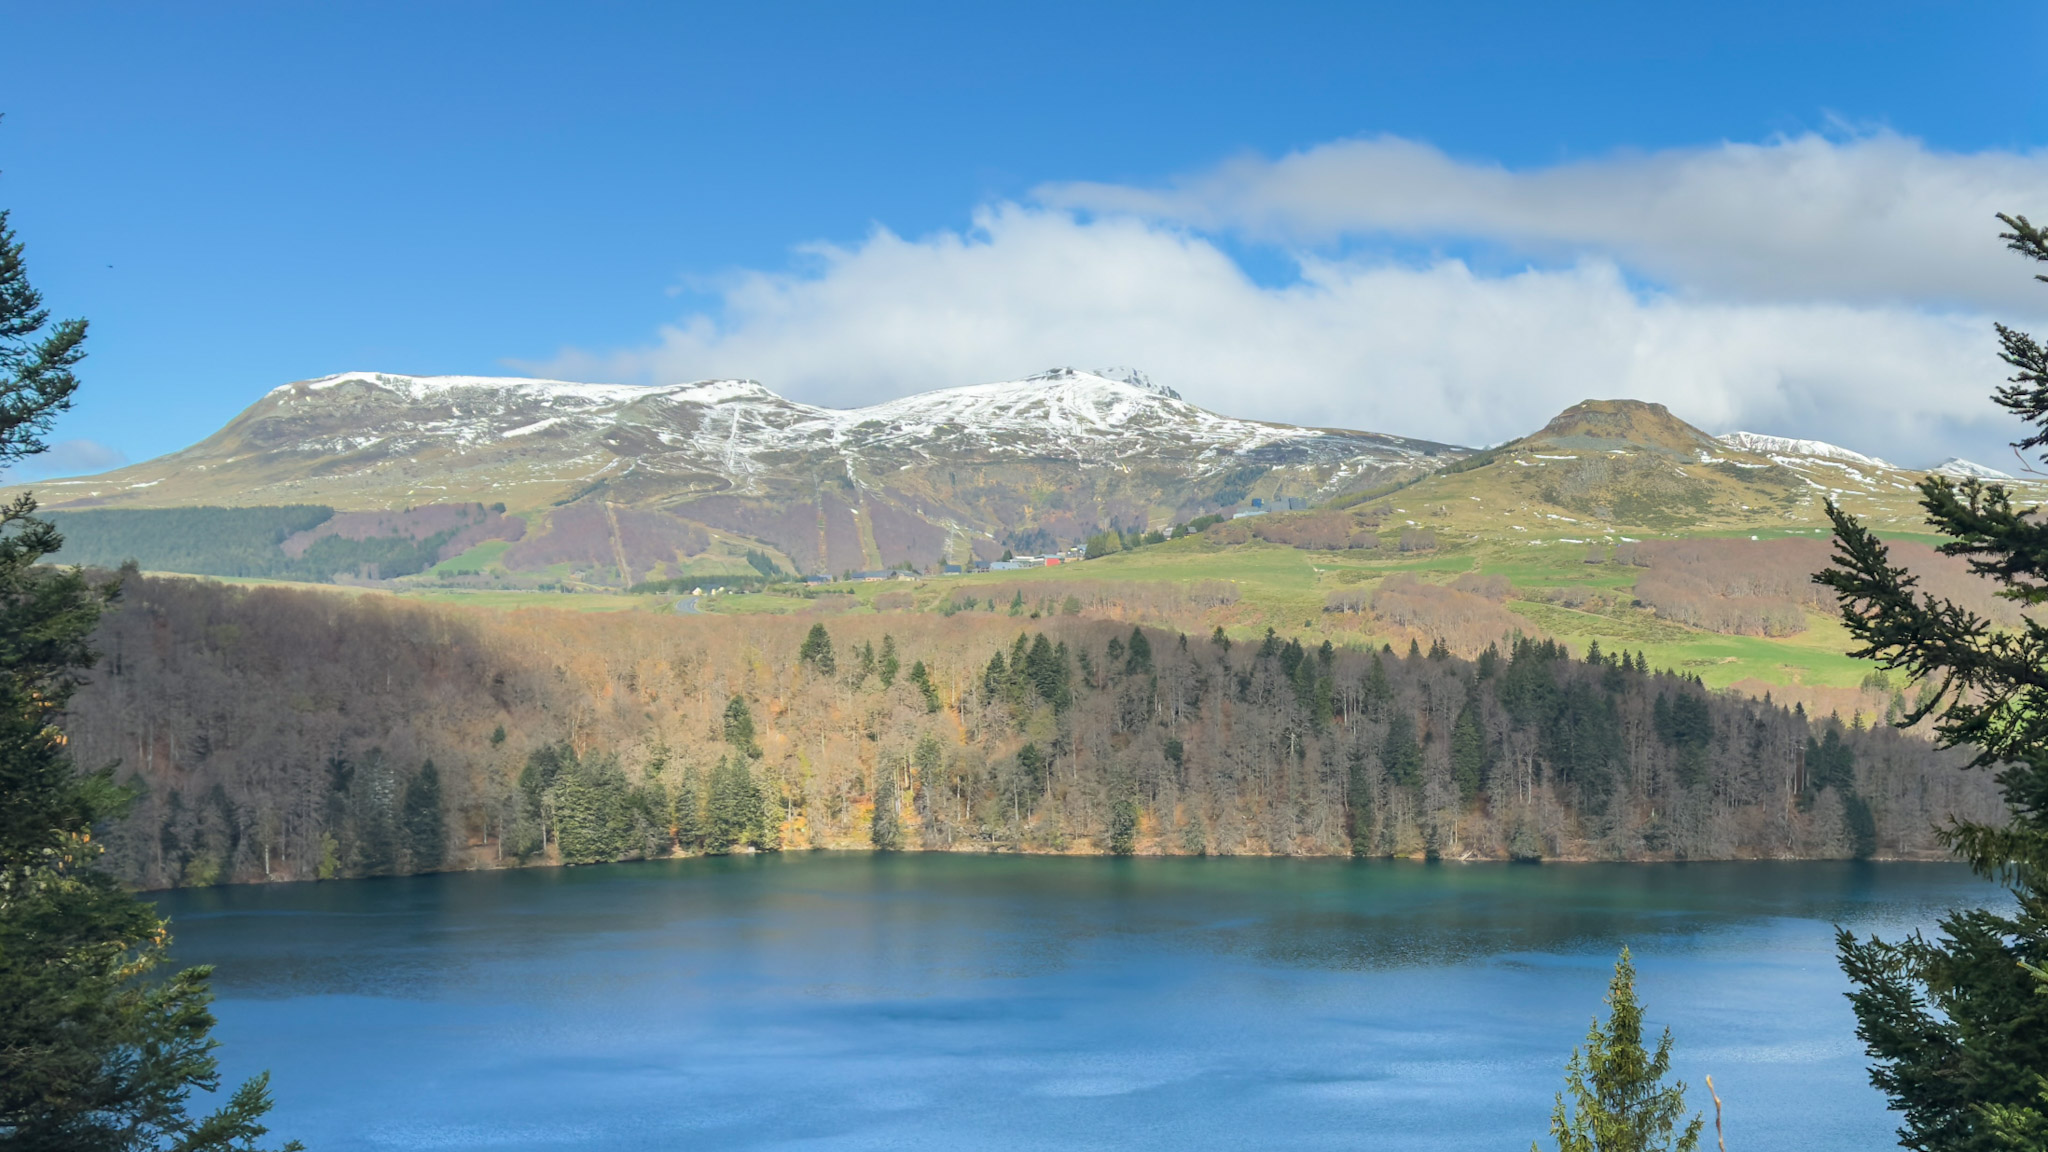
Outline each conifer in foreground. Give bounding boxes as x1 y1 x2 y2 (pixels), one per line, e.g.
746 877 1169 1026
1816 213 2048 1150
1537 947 1702 1152
0 195 298 1148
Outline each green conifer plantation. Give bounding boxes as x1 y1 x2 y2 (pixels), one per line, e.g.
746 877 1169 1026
1818 214 2048 1149
0 195 297 1148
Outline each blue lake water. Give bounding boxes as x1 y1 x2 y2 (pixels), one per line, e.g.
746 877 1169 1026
156 854 2005 1151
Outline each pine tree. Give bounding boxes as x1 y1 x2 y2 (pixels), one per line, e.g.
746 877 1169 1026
1125 626 1152 674
401 760 445 871
798 623 835 675
1451 700 1486 803
870 762 902 851
1537 948 1702 1152
1815 213 2048 1150
908 660 941 713
671 761 704 851
1363 652 1392 715
706 757 761 854
722 694 760 758
1346 746 1375 856
1383 713 1423 790
0 200 299 1148
912 734 944 814
878 634 900 688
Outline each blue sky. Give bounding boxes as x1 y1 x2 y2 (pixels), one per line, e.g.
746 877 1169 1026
3 1 2046 474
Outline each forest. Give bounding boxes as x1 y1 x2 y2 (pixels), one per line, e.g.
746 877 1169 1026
64 573 1999 888
47 503 525 581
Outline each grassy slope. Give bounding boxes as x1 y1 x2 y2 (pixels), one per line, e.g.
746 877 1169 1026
686 431 2035 693
144 522 1900 689
839 534 1870 691
131 414 2048 695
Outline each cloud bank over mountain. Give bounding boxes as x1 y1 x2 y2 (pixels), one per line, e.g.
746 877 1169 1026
538 132 2048 469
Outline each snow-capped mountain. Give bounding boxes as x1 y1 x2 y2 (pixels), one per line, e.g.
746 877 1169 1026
1933 457 2016 480
30 367 1462 575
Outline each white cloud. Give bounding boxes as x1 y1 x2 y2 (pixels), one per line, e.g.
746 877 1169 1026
0 438 129 483
537 134 2048 469
1041 131 2048 312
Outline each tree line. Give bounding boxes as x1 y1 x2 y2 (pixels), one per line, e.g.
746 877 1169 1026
60 572 1997 889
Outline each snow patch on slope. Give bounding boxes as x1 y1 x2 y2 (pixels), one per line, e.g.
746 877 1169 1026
244 367 1447 482
1718 431 1895 470
279 370 675 406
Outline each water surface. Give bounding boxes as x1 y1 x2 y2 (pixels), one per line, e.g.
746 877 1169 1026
159 854 2003 1151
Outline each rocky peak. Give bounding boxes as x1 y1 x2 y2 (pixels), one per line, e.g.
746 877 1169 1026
1528 399 1724 457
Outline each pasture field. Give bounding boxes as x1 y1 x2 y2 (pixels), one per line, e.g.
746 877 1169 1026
145 516 1901 693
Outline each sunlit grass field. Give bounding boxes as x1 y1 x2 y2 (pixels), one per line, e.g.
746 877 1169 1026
152 521 1888 691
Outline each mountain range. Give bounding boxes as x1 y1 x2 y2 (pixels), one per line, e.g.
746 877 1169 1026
25 367 1459 581
18 368 2033 585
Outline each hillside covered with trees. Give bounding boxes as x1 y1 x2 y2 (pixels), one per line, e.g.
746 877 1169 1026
69 575 1997 888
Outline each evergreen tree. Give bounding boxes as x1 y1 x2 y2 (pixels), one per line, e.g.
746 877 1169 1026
878 634 900 688
1383 713 1423 790
1125 627 1152 674
1346 746 1375 856
1023 633 1072 711
1107 798 1139 855
0 200 299 1148
870 762 902 851
1652 691 1712 790
912 734 944 814
1537 947 1702 1152
1004 633 1031 706
552 753 635 864
400 760 445 872
908 661 941 713
798 623 835 675
671 761 704 851
515 743 571 856
1815 213 2048 1149
706 757 761 853
722 694 761 758
1011 744 1047 818
1363 652 1392 715
1451 701 1486 803
628 758 670 859
343 749 398 877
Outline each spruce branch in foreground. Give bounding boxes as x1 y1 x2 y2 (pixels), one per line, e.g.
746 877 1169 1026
1814 212 2048 1150
0 147 299 1151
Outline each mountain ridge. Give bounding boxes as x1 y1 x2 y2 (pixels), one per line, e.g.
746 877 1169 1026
25 367 1463 578
26 380 2048 586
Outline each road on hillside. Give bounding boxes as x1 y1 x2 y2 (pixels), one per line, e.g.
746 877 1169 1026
672 595 699 615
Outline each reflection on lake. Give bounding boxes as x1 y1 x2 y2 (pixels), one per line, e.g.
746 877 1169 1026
158 854 2003 1151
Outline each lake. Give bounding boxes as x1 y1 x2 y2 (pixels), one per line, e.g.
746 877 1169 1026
157 854 2004 1151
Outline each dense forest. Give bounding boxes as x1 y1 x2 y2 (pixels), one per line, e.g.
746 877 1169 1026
68 575 1998 888
47 503 525 581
